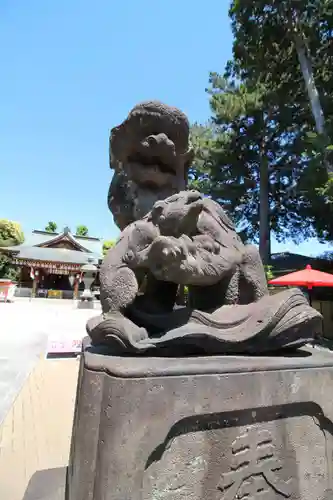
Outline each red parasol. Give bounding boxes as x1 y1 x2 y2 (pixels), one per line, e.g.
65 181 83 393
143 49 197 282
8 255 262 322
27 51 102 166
268 264 333 305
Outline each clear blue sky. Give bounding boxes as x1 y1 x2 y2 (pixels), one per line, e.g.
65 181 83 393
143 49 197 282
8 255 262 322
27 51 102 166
0 0 330 257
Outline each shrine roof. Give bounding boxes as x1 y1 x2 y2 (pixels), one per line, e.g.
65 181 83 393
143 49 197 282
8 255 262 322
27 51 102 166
0 228 104 265
9 246 100 265
24 229 103 255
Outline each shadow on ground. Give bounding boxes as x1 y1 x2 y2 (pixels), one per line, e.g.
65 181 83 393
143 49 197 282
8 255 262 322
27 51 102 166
23 467 67 500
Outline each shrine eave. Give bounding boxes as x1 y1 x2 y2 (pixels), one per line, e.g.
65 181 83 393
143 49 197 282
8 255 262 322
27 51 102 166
2 245 101 267
13 258 82 273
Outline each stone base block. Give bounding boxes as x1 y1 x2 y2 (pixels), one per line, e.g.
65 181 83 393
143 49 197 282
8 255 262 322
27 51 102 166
77 300 94 309
66 341 333 500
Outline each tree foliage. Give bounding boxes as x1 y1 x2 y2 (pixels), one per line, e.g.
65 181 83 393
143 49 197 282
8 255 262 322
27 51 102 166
45 221 57 233
227 0 333 121
102 239 116 256
76 225 89 237
264 265 274 281
0 219 24 247
0 253 20 281
191 76 314 247
226 0 333 241
189 123 217 194
190 0 333 251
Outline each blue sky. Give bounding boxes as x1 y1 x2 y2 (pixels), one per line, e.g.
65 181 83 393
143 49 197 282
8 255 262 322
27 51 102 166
0 0 330 257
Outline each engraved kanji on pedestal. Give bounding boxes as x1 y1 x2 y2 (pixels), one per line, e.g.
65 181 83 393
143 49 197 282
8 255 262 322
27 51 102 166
218 427 292 499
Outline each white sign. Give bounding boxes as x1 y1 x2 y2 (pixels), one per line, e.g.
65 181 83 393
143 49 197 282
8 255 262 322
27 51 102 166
47 338 82 354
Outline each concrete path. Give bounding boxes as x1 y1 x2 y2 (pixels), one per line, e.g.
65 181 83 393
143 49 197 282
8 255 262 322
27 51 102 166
0 301 48 427
0 299 99 426
0 299 102 498
0 358 79 500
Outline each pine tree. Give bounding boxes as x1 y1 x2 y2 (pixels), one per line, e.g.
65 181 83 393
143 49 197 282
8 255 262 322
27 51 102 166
226 0 333 240
190 73 315 262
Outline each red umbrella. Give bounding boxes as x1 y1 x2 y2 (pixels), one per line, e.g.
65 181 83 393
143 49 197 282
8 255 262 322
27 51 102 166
268 264 333 305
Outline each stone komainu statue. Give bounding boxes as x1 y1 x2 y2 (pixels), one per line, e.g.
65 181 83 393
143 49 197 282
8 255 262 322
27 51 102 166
87 101 322 355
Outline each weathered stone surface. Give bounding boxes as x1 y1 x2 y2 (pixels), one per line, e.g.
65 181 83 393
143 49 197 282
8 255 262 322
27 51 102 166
88 101 322 355
77 300 95 310
67 342 333 500
108 101 193 230
89 189 322 354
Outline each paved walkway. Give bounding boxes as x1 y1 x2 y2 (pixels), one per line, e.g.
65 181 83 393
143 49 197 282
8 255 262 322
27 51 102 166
0 298 99 426
0 299 100 499
0 358 79 500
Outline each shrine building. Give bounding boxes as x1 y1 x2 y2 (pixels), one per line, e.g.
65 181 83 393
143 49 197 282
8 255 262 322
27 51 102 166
2 227 103 299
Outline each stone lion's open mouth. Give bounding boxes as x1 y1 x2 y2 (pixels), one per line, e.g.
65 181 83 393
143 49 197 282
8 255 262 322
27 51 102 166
127 160 177 189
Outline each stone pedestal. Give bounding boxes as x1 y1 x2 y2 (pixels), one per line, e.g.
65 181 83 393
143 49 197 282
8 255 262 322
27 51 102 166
76 299 95 309
66 341 333 500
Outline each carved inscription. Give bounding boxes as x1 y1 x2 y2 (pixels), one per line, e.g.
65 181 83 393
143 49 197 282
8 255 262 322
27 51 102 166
217 427 292 499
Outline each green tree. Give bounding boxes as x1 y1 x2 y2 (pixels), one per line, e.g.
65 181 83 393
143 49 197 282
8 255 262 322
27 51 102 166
189 123 217 194
76 225 89 236
190 74 314 263
0 253 20 281
0 220 24 247
102 239 116 256
227 0 333 139
45 221 57 233
226 0 333 241
264 265 274 281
